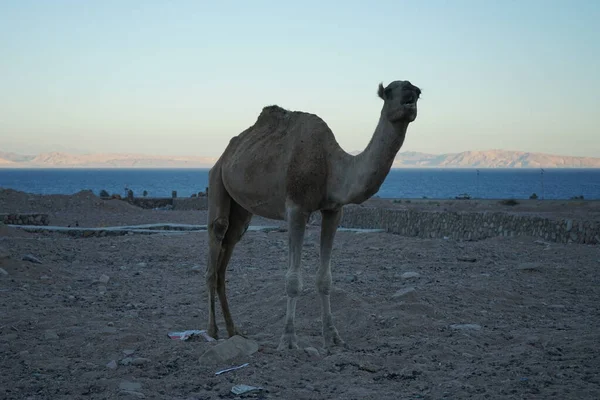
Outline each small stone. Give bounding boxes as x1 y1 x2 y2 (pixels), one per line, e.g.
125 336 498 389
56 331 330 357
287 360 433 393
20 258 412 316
0 267 8 276
100 327 117 334
19 350 29 356
345 274 358 283
304 347 320 358
120 391 145 398
44 330 59 340
68 295 75 300
517 262 543 272
107 321 115 326
1 333 18 341
22 254 42 264
450 323 482 331
106 360 118 369
119 381 142 392
136 262 147 268
358 362 381 373
40 275 51 280
131 357 151 366
120 357 133 366
457 257 477 263
392 287 416 299
190 265 202 273
123 349 135 356
401 272 421 280
98 274 110 284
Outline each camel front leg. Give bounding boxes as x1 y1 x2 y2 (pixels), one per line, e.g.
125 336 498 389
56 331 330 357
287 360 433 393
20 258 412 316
318 208 345 348
277 206 308 350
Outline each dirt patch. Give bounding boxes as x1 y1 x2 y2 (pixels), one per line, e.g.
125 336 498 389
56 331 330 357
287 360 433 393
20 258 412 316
1 191 599 399
1 226 599 399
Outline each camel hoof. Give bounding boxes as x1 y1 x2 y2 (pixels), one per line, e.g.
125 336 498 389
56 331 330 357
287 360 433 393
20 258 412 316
277 334 299 351
207 327 219 341
323 327 346 349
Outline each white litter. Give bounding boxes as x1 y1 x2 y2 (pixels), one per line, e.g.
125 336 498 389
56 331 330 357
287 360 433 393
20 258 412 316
215 363 249 375
231 384 263 395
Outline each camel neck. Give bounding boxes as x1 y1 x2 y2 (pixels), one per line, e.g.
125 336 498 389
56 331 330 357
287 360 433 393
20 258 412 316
336 113 408 205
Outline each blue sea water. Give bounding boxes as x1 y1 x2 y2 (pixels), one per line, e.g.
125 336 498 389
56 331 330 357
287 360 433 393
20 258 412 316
1 168 599 200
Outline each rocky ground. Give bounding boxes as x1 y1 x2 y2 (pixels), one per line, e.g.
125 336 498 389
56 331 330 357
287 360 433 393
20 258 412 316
1 190 600 399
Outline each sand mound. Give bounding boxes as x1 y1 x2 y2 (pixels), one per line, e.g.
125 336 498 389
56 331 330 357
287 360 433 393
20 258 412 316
0 188 140 214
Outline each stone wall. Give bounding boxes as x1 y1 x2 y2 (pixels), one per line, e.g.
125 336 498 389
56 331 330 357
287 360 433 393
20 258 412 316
1 213 49 226
172 197 208 211
130 197 173 209
337 206 599 245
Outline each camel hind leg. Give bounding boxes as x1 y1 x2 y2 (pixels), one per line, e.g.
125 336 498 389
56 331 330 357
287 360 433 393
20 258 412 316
205 162 252 339
206 162 231 339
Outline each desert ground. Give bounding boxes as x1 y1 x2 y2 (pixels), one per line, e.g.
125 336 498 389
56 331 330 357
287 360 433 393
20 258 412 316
1 189 599 399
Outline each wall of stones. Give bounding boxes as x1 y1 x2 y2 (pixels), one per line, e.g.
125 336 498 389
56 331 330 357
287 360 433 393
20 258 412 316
338 206 599 245
1 213 49 226
171 197 208 211
130 198 173 209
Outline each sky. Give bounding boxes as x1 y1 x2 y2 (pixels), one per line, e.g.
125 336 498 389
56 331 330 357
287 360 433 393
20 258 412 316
1 0 599 158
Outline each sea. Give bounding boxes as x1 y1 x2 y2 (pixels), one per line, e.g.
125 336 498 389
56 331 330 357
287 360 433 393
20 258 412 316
1 168 599 200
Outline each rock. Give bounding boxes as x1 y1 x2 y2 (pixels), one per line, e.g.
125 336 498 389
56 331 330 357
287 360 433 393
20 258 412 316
1 333 18 341
119 381 142 392
392 287 417 300
450 324 482 331
304 347 320 358
120 357 134 366
136 262 147 268
190 265 203 273
358 362 381 373
401 272 421 280
44 330 59 340
107 321 115 327
98 274 110 284
0 267 8 276
131 357 151 366
123 349 135 356
199 335 259 365
119 391 145 398
345 274 358 283
517 262 543 272
106 360 118 369
22 254 42 264
457 257 477 263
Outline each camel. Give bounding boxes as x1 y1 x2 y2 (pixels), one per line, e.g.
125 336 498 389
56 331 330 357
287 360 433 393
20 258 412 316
205 80 421 350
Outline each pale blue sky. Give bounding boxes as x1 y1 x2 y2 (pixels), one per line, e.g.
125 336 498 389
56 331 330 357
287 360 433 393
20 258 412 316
1 0 599 157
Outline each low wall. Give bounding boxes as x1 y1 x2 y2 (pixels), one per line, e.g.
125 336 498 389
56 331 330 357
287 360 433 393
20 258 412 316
172 197 208 211
1 213 49 226
338 207 599 245
128 197 208 210
130 197 173 209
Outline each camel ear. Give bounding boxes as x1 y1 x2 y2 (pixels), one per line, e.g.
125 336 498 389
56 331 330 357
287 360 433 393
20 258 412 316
377 83 386 100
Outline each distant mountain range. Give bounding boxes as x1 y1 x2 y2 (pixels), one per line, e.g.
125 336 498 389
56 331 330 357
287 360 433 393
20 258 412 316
0 150 598 169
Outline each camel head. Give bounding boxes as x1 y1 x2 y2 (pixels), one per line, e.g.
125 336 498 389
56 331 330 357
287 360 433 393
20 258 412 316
377 80 421 123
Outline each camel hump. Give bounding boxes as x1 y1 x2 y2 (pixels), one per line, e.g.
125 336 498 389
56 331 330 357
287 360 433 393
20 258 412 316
255 105 291 125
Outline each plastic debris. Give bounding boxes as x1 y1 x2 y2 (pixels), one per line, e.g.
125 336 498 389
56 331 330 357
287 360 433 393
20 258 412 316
167 329 215 342
231 384 263 395
215 363 249 375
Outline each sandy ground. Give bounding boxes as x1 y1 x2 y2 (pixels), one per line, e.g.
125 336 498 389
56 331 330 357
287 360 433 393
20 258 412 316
1 190 600 399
